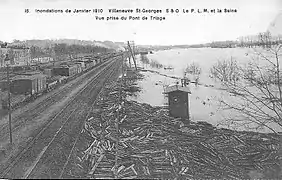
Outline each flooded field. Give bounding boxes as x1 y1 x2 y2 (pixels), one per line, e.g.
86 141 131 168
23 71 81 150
128 48 282 133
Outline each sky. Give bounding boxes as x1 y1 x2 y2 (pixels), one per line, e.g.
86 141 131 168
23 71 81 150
0 0 281 45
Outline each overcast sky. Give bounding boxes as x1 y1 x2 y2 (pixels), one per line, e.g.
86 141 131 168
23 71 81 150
0 0 281 45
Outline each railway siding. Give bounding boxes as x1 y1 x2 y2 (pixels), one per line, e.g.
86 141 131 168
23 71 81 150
0 56 122 179
0 57 113 139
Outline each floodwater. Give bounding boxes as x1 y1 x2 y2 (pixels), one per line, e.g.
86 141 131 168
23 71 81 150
128 48 282 133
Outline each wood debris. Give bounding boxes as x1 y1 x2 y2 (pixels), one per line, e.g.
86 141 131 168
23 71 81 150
71 71 282 179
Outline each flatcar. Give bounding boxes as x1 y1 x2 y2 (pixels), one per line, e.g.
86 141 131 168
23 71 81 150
46 77 59 92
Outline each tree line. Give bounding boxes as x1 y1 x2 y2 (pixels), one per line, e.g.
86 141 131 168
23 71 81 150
209 34 282 133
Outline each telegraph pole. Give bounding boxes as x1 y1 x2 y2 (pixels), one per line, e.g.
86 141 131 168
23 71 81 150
131 41 135 56
122 53 126 85
127 41 137 71
5 54 12 145
114 54 124 178
125 47 131 68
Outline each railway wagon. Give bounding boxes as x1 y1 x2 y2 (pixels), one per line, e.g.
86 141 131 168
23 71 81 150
74 62 86 71
12 65 26 72
83 56 92 61
25 65 39 71
1 93 26 110
10 74 47 95
92 59 97 66
55 75 68 84
52 65 78 77
93 59 99 66
73 63 81 74
84 61 94 70
43 68 53 77
67 63 81 74
19 71 42 76
85 62 91 70
75 63 82 74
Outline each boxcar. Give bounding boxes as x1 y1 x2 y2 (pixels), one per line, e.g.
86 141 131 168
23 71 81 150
73 64 80 74
43 68 53 77
12 65 25 72
52 65 77 77
52 67 63 76
84 61 94 69
75 63 82 74
92 59 97 67
84 62 89 70
69 65 78 76
75 62 85 71
10 74 47 95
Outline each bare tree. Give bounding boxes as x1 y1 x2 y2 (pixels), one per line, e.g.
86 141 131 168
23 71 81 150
210 34 282 133
210 56 240 84
183 62 202 84
185 62 202 75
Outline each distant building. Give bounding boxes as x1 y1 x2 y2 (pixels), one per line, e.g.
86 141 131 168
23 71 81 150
0 48 53 67
0 48 29 67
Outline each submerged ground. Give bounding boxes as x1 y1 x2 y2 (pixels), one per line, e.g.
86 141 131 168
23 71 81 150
67 68 282 179
128 48 282 133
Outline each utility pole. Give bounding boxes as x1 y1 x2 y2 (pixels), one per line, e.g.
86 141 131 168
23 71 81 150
114 54 124 178
122 53 126 86
125 47 131 68
131 41 135 56
51 45 56 67
4 53 12 145
127 41 137 71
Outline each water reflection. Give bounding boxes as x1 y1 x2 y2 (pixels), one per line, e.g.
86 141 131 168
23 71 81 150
127 49 282 133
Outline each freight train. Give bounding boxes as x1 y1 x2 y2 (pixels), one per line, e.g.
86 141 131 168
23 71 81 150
1 52 122 110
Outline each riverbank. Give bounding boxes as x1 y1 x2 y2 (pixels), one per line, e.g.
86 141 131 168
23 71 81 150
68 68 281 179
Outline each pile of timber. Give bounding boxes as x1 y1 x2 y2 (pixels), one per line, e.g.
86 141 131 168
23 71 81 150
71 73 281 179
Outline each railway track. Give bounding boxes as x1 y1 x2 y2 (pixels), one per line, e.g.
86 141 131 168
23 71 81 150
0 57 121 179
0 58 114 141
59 63 123 179
60 64 125 179
26 61 121 179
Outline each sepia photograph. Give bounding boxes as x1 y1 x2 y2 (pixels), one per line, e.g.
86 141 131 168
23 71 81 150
0 0 281 179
